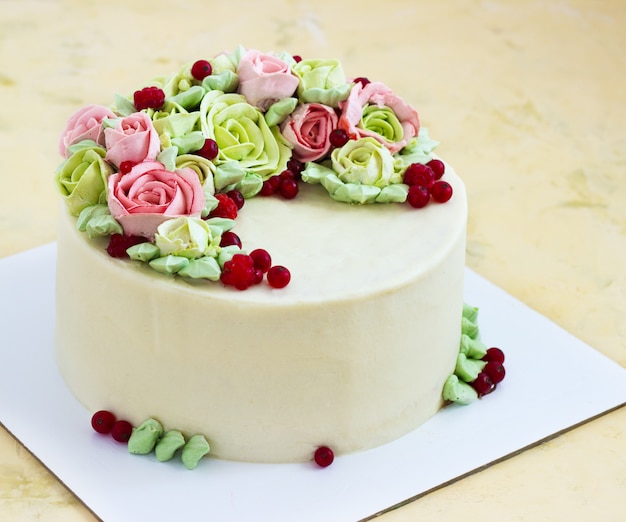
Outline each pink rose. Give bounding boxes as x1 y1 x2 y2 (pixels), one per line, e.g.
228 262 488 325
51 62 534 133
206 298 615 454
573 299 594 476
237 49 299 110
280 103 338 162
107 160 205 238
104 112 160 168
338 81 420 154
58 104 117 157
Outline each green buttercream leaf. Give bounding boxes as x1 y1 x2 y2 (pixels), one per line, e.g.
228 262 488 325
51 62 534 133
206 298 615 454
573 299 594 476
172 131 205 155
128 418 164 455
218 245 245 267
455 353 487 383
442 375 478 405
149 255 190 274
157 146 179 172
463 303 479 323
155 430 186 462
181 434 210 470
178 256 222 280
214 161 246 191
113 93 136 116
76 204 110 232
459 334 488 359
152 112 200 139
233 172 263 198
264 97 298 127
204 217 235 234
168 85 206 110
299 84 351 107
203 70 239 93
332 183 380 204
461 316 479 339
376 183 409 203
127 242 160 262
85 214 123 238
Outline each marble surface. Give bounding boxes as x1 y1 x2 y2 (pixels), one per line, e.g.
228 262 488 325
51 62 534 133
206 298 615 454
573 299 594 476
0 0 624 520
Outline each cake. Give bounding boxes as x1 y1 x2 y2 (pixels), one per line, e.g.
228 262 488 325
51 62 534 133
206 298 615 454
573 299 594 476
54 46 503 467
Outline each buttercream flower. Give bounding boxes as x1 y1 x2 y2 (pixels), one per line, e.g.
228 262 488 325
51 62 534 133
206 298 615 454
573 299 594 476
107 160 205 238
154 216 220 259
56 145 114 216
104 112 161 167
58 105 117 158
237 49 299 111
338 81 420 154
331 137 400 188
292 58 352 107
199 91 291 180
280 103 338 162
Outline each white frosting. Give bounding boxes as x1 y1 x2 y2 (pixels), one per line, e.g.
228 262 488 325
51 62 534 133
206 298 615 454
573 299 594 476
55 165 467 462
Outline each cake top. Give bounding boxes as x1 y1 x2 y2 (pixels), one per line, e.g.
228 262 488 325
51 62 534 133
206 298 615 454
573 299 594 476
55 45 456 291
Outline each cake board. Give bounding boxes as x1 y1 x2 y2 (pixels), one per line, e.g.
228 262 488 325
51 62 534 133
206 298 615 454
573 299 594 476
1 243 625 522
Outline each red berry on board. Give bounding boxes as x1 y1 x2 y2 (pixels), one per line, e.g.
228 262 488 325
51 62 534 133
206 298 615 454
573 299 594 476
196 138 219 160
404 163 435 188
191 59 213 81
250 248 272 273
91 410 116 434
220 231 242 248
484 360 506 384
426 158 445 180
267 265 291 289
111 420 133 443
471 372 495 397
406 185 430 209
329 129 349 148
208 193 238 220
226 189 245 210
279 178 299 199
314 446 334 468
431 181 453 203
483 347 505 364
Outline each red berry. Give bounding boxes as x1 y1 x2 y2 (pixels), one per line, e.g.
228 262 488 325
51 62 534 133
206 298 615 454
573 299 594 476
267 265 291 289
406 185 430 209
220 231 242 248
209 193 238 220
314 446 334 468
119 161 135 175
226 189 245 210
253 268 264 285
106 234 146 258
426 158 445 180
484 360 506 384
221 254 256 290
196 138 219 160
329 129 349 148
91 410 116 434
191 59 213 81
287 158 304 177
111 420 133 443
292 55 302 63
431 181 453 203
279 178 299 199
250 248 272 273
260 175 281 196
133 86 165 111
471 372 495 397
404 163 435 188
353 77 370 87
483 347 505 364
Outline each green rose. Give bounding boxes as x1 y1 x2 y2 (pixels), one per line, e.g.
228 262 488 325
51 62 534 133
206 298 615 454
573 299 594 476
293 58 351 107
55 143 113 216
199 91 291 180
175 153 216 189
332 137 401 188
154 216 221 259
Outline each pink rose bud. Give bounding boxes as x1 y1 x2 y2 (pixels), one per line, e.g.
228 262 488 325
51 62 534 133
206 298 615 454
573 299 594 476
280 103 338 162
104 112 161 168
58 104 117 157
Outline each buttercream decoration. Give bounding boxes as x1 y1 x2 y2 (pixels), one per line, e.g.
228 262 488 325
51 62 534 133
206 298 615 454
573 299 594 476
333 183 381 204
155 430 186 462
203 70 239 93
176 154 216 190
154 217 220 259
171 131 206 155
157 146 179 172
167 85 206 110
338 81 420 154
181 434 211 470
459 333 488 359
463 303 479 323
375 183 409 203
203 217 236 234
293 58 352 107
280 102 339 162
202 192 219 218
395 127 439 168
113 93 139 117
104 112 161 168
107 161 205 239
127 242 160 262
264 97 298 127
213 161 247 192
233 172 263 198
218 245 246 268
461 316 479 339
128 418 164 455
332 137 400 188
59 105 117 157
442 374 479 405
455 352 487 383
237 49 300 111
152 111 201 141
178 256 222 280
76 204 123 238
149 254 190 275
77 204 110 232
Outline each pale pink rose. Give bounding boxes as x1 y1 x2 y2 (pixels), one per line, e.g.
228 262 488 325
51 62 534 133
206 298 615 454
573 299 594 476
237 49 299 110
58 104 117 158
107 160 205 238
338 81 420 154
280 103 338 162
104 112 160 168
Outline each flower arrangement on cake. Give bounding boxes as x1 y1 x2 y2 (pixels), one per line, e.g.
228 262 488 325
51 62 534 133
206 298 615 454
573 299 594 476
55 45 454 291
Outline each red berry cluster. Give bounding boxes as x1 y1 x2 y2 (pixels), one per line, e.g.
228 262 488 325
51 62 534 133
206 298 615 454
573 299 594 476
133 86 166 111
208 193 240 220
404 159 453 208
472 347 506 397
91 410 133 443
220 250 291 290
260 163 303 200
107 234 147 258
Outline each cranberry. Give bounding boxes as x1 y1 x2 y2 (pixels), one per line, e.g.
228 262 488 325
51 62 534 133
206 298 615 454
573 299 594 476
471 372 495 397
426 158 445 180
111 420 133 443
250 248 272 273
329 129 349 148
119 161 135 174
267 265 291 289
226 189 245 210
220 231 242 248
484 360 506 384
404 163 435 188
406 185 430 209
287 158 304 177
260 175 282 196
279 178 299 199
314 446 334 467
91 410 116 434
431 181 453 203
483 347 505 364
191 59 213 81
208 193 238 220
196 138 219 160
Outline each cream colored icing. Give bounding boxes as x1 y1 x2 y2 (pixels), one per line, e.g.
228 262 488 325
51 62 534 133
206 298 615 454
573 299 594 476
55 165 466 463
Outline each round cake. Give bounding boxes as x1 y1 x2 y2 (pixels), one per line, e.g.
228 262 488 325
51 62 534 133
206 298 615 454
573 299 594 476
54 46 468 463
